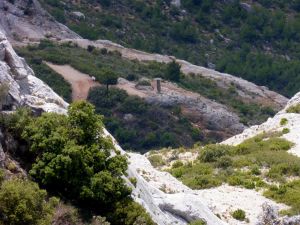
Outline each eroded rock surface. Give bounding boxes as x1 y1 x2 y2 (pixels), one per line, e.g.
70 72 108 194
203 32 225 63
0 0 80 44
0 30 68 113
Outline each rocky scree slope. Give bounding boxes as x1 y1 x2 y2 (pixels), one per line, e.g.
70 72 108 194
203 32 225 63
0 0 80 44
0 29 224 225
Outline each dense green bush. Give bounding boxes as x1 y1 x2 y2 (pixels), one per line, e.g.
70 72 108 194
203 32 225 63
280 118 288 125
0 179 57 225
1 103 155 225
22 101 130 209
165 61 181 82
232 209 246 221
109 200 155 225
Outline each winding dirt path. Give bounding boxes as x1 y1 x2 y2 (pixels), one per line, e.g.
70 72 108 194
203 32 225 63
45 62 100 101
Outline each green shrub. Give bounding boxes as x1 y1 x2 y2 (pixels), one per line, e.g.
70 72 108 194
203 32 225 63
227 175 243 186
232 209 246 221
172 160 184 168
110 200 155 225
22 101 131 208
185 175 222 189
280 118 288 125
129 177 137 187
282 128 290 134
0 179 57 225
189 219 207 225
286 104 300 113
250 165 261 175
216 156 233 168
148 155 166 167
264 180 300 215
2 107 33 138
165 60 181 82
199 144 232 162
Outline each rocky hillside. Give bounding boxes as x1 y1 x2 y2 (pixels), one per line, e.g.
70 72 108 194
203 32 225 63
16 39 287 151
1 1 300 224
0 0 79 43
6 30 299 224
0 0 290 151
146 90 300 224
38 0 300 97
0 28 224 225
64 38 288 111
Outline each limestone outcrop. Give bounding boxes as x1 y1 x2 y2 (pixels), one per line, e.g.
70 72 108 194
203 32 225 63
0 30 68 113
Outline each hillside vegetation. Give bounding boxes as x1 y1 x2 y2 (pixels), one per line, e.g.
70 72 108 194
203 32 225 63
17 41 276 152
40 0 300 97
148 131 300 215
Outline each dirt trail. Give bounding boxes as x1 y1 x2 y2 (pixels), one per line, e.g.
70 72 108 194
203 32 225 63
61 38 288 110
45 62 100 101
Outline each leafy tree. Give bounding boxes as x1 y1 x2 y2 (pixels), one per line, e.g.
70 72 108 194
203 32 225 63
98 68 118 93
22 101 130 209
0 179 57 225
165 61 181 82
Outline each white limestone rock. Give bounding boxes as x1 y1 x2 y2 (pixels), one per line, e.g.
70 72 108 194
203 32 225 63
0 29 68 113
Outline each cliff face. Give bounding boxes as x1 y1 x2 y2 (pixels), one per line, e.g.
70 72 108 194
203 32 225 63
0 29 224 225
0 0 80 44
0 30 68 113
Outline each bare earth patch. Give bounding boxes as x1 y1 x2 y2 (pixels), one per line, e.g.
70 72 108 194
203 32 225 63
45 62 100 101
